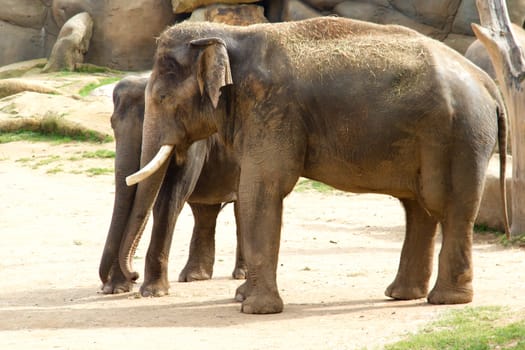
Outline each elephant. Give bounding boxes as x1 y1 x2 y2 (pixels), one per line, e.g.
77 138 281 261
121 17 509 314
99 75 246 297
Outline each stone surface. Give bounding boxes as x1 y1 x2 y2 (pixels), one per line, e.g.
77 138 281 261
0 0 48 29
86 0 175 70
172 0 259 14
0 58 48 79
2 0 525 70
284 0 322 21
188 4 267 25
43 12 93 72
302 0 345 11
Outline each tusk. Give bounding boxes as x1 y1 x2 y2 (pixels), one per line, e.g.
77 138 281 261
125 144 174 186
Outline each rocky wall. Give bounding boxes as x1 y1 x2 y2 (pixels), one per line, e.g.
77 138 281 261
1 0 525 70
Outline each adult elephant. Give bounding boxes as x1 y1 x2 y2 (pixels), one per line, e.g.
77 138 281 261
99 76 245 297
122 17 509 314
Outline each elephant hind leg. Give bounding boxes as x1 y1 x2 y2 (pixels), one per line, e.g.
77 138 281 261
179 203 221 282
386 198 438 300
232 202 247 280
427 148 489 304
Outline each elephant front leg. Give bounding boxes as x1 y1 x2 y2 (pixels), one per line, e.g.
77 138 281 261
179 203 220 282
235 177 293 314
386 199 438 300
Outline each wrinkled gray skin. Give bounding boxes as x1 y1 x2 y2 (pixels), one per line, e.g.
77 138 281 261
99 76 245 297
120 18 508 314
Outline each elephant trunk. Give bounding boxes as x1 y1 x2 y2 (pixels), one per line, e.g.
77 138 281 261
118 145 172 281
99 133 142 283
99 155 139 283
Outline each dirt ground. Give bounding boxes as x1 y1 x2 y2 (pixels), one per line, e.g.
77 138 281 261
0 139 524 350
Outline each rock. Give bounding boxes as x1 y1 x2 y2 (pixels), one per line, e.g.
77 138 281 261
389 0 459 29
443 33 475 54
508 0 525 27
0 1 58 67
284 0 322 21
188 4 267 25
43 12 93 72
451 0 479 36
86 0 175 71
0 58 47 79
0 0 47 29
172 0 259 14
0 90 113 137
52 0 90 28
476 155 513 232
302 0 345 11
334 1 445 39
0 78 61 99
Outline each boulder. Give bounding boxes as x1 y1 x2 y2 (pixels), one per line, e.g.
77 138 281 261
0 58 48 79
284 0 322 21
188 4 268 25
389 0 460 29
0 0 47 29
302 0 345 11
0 78 61 99
86 0 175 70
43 12 93 72
172 0 259 14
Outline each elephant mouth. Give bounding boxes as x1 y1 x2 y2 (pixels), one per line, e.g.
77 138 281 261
125 144 174 186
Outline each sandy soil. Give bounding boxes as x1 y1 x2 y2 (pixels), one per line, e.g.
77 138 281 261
1 138 524 350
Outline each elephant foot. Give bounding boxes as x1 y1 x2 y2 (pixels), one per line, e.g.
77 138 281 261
140 279 170 297
232 266 247 280
385 279 428 300
101 279 134 294
241 293 284 314
178 264 213 282
234 280 248 302
427 282 473 305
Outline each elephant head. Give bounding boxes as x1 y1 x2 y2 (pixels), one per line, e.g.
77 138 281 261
119 24 233 280
127 36 233 184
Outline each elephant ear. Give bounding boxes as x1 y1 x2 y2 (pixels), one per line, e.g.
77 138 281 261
191 37 233 108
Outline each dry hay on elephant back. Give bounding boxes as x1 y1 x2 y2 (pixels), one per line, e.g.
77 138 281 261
274 18 430 98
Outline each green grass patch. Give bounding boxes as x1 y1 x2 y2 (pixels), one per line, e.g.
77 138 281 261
46 166 63 174
386 306 525 350
81 149 115 159
294 178 337 193
74 63 124 75
474 224 525 248
34 155 60 168
85 167 113 176
78 77 121 97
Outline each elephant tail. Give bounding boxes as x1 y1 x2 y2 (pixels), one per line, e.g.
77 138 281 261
497 105 511 239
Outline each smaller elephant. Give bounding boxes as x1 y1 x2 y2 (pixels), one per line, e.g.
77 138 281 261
99 75 245 297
